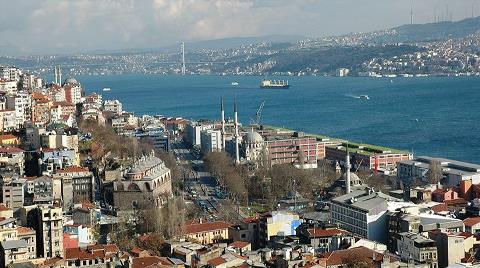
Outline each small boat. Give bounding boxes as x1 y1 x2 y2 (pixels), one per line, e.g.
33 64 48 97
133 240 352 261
359 95 370 100
231 82 239 86
103 88 111 92
260 79 289 89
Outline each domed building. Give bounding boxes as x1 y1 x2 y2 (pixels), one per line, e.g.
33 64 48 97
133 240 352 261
63 78 79 85
113 151 172 217
340 172 363 190
242 130 266 164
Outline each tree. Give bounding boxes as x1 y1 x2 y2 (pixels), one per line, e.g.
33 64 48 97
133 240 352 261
157 150 182 193
140 196 186 239
311 160 337 190
204 152 248 202
136 233 165 256
427 160 443 184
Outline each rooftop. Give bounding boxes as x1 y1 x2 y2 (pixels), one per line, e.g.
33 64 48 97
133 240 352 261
185 221 231 234
464 217 480 227
332 187 398 212
1 239 28 250
307 228 350 238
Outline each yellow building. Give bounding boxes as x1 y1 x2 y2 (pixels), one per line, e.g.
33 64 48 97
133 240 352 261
0 135 19 146
185 220 231 245
258 211 301 248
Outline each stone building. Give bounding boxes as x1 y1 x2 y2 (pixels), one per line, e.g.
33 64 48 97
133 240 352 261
27 205 63 258
113 152 172 217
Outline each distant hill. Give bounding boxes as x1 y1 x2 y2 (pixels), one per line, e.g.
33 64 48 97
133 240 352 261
378 16 480 43
184 35 306 50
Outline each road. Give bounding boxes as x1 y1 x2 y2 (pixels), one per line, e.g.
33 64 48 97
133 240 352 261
171 139 249 221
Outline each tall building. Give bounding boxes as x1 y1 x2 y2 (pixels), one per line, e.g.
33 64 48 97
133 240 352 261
200 129 222 154
28 205 63 258
55 167 95 208
63 78 82 104
330 187 399 243
0 66 21 82
186 121 214 147
6 92 32 129
1 178 26 210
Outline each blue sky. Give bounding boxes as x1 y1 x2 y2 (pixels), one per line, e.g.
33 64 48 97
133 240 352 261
0 0 477 55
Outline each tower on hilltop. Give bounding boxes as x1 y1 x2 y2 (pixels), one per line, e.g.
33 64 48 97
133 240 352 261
181 42 186 75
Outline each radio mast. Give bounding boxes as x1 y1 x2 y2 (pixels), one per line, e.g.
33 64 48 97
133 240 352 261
181 42 186 75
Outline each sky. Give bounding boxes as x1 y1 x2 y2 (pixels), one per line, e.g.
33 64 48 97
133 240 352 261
0 0 478 55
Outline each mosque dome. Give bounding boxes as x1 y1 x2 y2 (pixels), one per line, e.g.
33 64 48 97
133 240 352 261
64 78 78 85
341 172 362 187
244 131 263 144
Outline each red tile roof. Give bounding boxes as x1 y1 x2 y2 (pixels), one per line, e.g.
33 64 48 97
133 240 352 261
0 146 24 153
185 221 231 235
132 256 167 268
319 246 388 266
65 244 119 260
445 198 467 205
230 241 251 249
307 228 349 238
458 232 474 238
17 226 35 235
56 166 89 173
242 216 259 223
207 256 227 266
431 203 448 213
0 204 11 212
464 217 480 227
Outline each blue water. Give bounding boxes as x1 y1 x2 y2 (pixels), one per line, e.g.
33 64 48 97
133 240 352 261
77 74 480 163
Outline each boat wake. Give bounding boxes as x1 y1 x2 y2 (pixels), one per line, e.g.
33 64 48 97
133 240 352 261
344 94 360 99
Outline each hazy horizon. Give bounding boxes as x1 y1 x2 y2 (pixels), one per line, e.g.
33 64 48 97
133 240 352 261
0 0 478 55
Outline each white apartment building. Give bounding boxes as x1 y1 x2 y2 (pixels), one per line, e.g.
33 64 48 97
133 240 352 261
0 110 16 132
397 232 438 268
0 66 21 82
200 129 223 154
103 99 123 115
186 121 214 146
0 80 17 95
330 187 400 243
6 92 32 129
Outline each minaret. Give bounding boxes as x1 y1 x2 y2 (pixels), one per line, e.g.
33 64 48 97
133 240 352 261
346 142 351 194
54 66 58 84
221 98 226 150
58 66 62 86
234 98 240 164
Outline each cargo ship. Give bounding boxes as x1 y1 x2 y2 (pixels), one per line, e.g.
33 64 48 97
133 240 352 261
260 79 289 89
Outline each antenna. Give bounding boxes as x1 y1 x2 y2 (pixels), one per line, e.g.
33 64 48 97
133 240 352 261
181 42 186 75
446 4 449 22
410 0 413 24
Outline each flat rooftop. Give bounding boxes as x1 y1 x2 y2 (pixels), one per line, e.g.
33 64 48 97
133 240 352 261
332 187 400 212
401 156 480 174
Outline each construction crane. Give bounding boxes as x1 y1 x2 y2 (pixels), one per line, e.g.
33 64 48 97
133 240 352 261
250 100 265 127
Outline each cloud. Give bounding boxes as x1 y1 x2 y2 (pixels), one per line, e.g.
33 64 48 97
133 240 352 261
0 0 475 55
